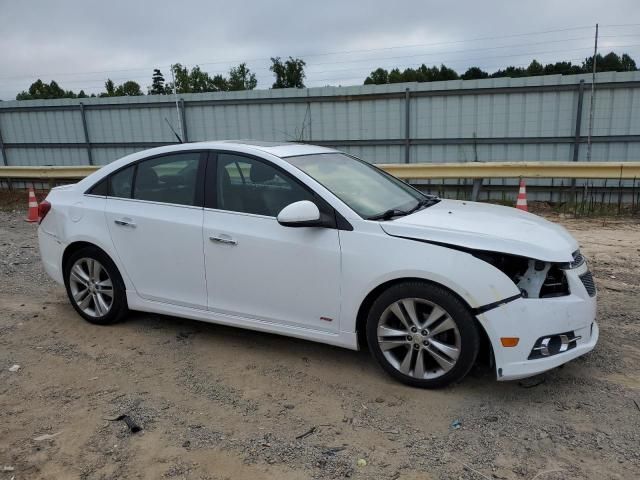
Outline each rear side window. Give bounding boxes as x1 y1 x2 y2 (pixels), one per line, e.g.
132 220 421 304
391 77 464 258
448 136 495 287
108 166 134 198
132 153 201 206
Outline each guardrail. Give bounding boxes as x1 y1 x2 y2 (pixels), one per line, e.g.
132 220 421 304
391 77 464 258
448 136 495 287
380 162 640 180
1 162 640 181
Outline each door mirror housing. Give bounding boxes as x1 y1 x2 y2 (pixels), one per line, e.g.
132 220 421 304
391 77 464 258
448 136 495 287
277 200 322 227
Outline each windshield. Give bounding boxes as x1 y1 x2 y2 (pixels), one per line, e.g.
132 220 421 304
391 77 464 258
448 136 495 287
286 153 437 219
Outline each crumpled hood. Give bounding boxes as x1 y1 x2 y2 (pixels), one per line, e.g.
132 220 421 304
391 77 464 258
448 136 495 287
380 199 578 263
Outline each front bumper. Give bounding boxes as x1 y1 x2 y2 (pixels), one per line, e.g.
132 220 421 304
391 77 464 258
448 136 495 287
477 262 598 381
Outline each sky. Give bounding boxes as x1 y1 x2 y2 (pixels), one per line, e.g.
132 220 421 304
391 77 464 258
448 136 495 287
1 0 639 100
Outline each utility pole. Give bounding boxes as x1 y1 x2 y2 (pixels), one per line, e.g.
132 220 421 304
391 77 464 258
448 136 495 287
171 64 184 141
586 23 598 162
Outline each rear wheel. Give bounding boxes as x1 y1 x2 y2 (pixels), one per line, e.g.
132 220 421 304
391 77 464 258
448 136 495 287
366 282 480 388
63 246 128 325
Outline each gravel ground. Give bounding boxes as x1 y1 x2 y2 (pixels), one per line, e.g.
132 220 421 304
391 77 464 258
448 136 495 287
1 204 639 480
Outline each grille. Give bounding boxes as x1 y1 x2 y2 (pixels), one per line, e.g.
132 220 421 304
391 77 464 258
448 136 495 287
570 250 585 268
579 271 597 297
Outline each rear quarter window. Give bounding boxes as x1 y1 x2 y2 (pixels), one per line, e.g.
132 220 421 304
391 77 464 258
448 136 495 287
108 165 135 199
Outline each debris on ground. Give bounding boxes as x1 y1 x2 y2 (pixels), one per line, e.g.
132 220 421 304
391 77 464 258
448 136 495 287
106 415 142 433
451 419 462 430
8 364 20 372
295 426 317 440
33 431 62 442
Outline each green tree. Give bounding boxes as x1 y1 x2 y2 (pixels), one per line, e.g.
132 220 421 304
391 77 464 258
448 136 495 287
543 61 582 75
102 79 116 97
461 67 489 80
100 79 143 97
212 74 229 91
270 57 306 88
583 51 638 72
388 68 403 83
150 69 167 94
364 68 389 84
16 79 77 100
437 64 459 81
621 54 637 71
526 59 544 76
168 63 227 93
115 80 143 96
228 63 257 91
490 66 526 78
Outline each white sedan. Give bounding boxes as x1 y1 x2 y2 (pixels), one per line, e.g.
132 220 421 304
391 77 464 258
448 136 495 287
37 141 598 388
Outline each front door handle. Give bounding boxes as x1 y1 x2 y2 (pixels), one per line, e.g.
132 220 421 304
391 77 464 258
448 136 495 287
209 235 237 246
114 218 136 228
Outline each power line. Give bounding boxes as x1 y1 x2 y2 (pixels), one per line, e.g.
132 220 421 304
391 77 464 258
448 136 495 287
0 25 601 81
10 39 640 89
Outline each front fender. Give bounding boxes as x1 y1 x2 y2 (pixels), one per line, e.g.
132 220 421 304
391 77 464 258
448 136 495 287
338 226 521 334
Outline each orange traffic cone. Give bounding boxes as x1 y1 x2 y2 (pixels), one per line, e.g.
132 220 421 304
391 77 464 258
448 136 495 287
515 179 528 212
25 187 40 222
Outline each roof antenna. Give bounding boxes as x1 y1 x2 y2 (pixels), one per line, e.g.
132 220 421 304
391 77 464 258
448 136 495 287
164 117 183 143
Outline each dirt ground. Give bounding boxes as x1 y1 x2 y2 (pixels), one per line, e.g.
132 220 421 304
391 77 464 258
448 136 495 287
1 204 639 480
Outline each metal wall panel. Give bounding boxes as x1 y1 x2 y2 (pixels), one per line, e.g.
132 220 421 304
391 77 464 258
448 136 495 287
7 147 87 166
0 71 639 173
91 146 144 166
0 109 84 143
85 106 179 143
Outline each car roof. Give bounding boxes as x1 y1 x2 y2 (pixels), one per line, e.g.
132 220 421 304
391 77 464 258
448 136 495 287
75 140 339 190
185 140 337 158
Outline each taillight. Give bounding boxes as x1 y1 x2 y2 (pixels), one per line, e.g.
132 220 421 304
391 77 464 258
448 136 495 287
38 200 51 224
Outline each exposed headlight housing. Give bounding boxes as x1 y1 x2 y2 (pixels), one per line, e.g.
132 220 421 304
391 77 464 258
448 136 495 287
472 251 570 299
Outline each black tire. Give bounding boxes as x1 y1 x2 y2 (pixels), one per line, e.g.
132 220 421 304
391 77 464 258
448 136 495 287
63 246 129 325
366 281 480 388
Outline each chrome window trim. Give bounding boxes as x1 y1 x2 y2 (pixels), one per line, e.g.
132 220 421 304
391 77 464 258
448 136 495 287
102 196 204 211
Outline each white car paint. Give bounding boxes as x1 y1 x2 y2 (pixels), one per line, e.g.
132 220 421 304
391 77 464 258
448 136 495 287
37 141 598 382
382 199 579 263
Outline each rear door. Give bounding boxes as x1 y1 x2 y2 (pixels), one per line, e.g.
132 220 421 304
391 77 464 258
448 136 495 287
203 151 342 332
105 151 208 309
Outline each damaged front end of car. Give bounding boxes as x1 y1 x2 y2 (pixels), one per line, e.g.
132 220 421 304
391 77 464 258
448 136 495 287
468 248 598 380
471 249 588 300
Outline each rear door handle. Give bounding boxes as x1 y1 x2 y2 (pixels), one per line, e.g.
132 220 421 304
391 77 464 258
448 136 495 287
114 218 136 228
209 235 237 246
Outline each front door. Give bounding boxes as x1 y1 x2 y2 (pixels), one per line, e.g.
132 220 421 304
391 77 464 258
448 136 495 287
203 152 342 332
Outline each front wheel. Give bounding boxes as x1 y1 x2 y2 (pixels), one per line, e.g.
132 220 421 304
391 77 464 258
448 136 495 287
63 246 129 325
366 282 480 388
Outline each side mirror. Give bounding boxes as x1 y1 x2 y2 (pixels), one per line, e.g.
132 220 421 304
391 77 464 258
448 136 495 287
277 200 322 227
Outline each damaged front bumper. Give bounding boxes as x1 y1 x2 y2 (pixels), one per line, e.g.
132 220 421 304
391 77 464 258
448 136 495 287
477 262 598 381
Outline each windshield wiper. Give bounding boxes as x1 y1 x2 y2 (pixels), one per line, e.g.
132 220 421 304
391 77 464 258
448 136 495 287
369 197 440 221
368 208 410 221
407 196 440 213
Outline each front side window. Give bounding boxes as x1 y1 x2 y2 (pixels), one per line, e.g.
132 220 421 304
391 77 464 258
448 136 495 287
216 153 314 217
132 152 201 206
286 153 434 219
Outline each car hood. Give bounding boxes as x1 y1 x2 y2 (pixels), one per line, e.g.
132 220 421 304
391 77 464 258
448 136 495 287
379 199 578 263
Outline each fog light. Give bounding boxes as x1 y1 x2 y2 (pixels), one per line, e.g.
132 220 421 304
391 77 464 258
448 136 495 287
528 331 581 359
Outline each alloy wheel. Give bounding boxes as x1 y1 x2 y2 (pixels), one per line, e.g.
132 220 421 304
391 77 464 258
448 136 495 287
376 298 461 380
68 257 114 318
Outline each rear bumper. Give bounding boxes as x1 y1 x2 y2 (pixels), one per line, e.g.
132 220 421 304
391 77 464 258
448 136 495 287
477 263 598 381
37 226 65 285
